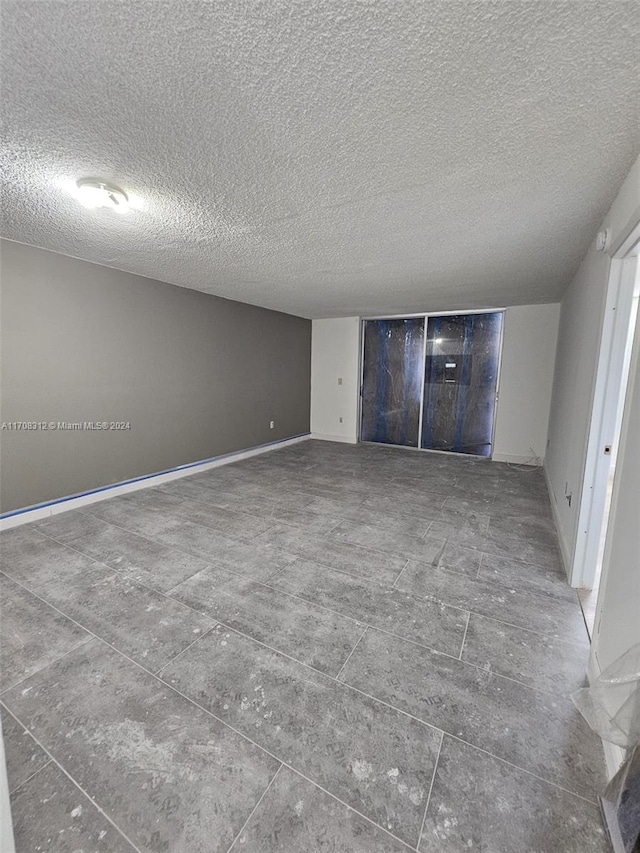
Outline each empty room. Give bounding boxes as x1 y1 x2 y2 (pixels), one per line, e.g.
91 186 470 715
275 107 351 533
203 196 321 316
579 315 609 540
1 2 640 852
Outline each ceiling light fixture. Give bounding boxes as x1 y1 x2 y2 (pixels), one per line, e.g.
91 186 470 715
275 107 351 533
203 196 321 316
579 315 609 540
74 179 129 213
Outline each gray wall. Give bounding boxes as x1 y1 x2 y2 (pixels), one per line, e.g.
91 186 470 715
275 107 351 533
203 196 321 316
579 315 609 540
0 240 311 513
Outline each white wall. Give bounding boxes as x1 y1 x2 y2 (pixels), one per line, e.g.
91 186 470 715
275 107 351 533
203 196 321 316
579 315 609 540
545 155 640 572
493 304 560 465
310 317 360 443
310 307 559 458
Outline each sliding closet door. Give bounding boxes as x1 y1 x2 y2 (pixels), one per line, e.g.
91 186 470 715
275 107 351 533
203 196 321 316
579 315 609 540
361 318 425 446
421 312 503 457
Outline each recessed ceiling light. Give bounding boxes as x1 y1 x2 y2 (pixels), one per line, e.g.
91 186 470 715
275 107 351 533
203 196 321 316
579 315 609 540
74 179 129 213
57 178 144 212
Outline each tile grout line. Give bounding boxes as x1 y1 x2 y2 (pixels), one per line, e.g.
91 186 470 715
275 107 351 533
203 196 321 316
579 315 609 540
307 523 451 565
171 576 474 672
417 729 444 851
0 700 145 853
44 499 274 555
111 486 302 538
24 523 469 645
323 517 349 536
5 544 587 703
7 758 52 797
474 547 580 605
171 620 449 734
92 492 275 542
225 764 284 853
34 509 411 598
93 482 443 554
252 518 431 575
0 570 214 694
284 766 420 852
334 626 369 681
1 649 423 853
32 492 575 619
420 520 434 541
386 583 588 650
2 579 601 813
393 559 411 589
444 731 602 806
35 517 296 602
6 490 590 667
1 545 586 703
8 476 584 608
458 611 471 661
152 618 601 807
88 490 465 577
0 633 96 697
260 564 289 585
153 625 218 676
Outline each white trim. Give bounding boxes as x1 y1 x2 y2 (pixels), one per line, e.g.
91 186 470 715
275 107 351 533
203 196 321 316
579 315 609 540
310 432 357 444
360 307 507 320
357 317 366 442
416 320 429 448
544 464 572 580
492 452 540 465
1 505 53 528
0 434 311 530
489 312 506 461
609 214 640 259
572 253 639 588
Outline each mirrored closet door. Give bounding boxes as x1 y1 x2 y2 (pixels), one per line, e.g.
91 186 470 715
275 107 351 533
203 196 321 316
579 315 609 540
360 311 503 457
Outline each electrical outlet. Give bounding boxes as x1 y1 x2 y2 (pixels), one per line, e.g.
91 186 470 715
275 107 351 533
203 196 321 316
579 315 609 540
269 421 274 429
337 377 343 385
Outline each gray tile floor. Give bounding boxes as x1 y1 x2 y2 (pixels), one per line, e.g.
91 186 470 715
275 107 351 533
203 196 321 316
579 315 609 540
0 440 610 852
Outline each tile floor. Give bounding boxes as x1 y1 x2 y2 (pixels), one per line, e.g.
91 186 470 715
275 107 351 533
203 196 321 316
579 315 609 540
1 440 610 852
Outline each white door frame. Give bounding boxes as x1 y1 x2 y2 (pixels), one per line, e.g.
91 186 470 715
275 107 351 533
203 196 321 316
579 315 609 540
570 221 640 589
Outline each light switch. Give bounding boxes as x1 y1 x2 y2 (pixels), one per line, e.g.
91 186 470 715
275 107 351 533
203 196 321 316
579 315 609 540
337 377 343 385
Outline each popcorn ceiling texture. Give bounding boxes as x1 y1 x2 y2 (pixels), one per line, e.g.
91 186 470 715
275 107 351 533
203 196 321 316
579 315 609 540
1 1 639 318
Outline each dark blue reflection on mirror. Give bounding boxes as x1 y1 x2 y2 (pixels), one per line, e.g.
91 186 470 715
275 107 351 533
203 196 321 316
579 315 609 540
361 318 425 447
421 312 503 457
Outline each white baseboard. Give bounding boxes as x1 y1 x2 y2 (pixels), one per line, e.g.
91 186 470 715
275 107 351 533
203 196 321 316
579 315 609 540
310 432 357 444
0 434 311 530
492 452 542 465
543 464 572 582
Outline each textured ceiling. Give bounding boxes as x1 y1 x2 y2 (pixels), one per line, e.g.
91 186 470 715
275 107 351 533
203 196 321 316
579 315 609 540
2 1 639 319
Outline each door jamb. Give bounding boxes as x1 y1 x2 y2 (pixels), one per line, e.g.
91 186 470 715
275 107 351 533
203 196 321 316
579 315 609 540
570 222 640 589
